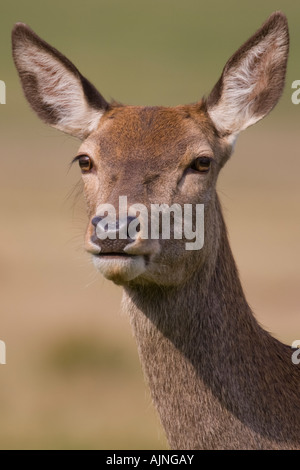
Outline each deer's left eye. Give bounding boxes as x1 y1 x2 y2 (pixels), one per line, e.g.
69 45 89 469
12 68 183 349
78 155 93 173
190 157 211 173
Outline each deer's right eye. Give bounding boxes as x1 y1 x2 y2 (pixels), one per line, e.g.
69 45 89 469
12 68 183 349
190 157 211 173
78 155 93 173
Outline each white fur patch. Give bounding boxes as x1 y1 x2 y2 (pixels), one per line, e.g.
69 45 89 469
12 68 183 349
14 41 102 139
93 255 146 284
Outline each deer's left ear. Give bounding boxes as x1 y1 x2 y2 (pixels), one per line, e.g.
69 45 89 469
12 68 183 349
206 12 289 141
12 23 109 140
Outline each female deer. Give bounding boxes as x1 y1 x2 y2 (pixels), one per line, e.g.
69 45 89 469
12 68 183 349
12 12 300 449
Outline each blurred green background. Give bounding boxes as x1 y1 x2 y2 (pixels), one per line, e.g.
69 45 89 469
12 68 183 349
0 0 299 449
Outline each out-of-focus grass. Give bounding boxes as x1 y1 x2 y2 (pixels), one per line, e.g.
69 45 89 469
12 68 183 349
44 334 138 376
2 1 300 112
0 0 299 450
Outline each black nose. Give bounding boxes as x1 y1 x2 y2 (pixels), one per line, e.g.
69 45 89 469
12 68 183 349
92 215 140 240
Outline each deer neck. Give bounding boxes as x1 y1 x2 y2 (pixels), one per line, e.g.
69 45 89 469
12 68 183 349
123 197 300 450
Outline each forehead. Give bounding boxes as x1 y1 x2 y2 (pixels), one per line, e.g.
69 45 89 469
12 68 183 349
82 104 215 162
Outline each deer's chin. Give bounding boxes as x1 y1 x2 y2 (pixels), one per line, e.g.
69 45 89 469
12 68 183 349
92 254 146 285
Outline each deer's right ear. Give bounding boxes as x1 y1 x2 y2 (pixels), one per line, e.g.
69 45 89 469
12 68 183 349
12 23 109 140
206 12 289 143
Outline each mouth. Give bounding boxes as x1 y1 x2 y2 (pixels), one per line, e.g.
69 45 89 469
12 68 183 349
95 252 135 257
94 252 150 262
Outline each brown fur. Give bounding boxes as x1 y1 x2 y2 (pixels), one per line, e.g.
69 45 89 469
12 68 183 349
12 11 300 449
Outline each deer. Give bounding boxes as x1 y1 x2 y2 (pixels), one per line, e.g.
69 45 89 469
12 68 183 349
12 11 300 450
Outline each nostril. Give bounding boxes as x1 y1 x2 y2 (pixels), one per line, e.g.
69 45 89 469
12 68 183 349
127 216 141 239
129 222 141 237
92 216 102 227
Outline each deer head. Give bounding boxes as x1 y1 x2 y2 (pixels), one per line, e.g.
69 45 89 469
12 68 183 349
12 12 289 286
